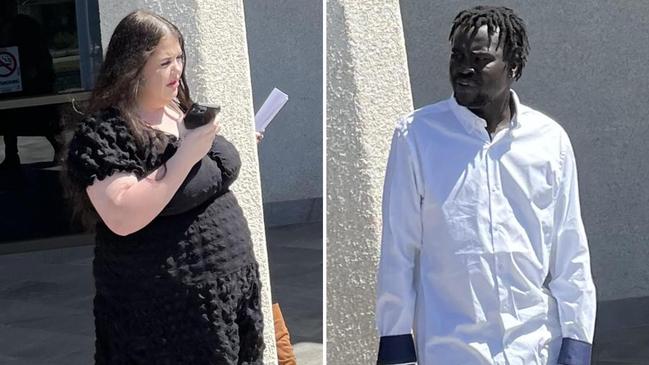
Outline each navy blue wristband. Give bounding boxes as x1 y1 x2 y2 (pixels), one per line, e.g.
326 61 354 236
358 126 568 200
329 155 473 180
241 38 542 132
377 334 416 365
558 337 592 365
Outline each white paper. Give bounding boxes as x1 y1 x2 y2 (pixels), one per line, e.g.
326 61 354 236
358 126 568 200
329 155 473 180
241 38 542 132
255 88 288 132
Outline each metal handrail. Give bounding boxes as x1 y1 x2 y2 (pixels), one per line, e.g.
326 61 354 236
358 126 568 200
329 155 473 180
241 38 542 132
0 91 91 111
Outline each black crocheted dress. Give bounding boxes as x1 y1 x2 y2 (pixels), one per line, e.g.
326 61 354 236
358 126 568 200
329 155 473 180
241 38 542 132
66 108 265 365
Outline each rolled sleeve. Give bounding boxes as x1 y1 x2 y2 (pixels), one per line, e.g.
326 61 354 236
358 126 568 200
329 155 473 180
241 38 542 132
376 123 423 364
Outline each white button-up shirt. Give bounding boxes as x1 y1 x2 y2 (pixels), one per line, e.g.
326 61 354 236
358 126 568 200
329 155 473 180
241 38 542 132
376 91 596 365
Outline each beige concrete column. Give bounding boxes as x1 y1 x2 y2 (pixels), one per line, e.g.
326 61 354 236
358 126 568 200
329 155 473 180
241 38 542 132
98 1 276 362
327 1 413 363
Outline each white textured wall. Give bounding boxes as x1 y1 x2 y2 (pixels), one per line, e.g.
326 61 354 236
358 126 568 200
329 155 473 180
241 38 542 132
97 1 276 362
326 1 413 363
244 0 323 204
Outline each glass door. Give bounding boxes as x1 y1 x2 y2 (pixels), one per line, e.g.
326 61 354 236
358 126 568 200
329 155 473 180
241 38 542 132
0 0 101 253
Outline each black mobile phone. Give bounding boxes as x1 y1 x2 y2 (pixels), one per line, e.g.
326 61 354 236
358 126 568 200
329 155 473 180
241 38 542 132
184 103 221 129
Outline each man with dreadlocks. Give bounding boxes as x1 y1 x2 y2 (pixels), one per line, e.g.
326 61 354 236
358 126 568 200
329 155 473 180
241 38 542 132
375 6 596 365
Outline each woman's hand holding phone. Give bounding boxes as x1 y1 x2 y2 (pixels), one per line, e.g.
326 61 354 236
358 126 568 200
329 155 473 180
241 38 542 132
178 103 221 164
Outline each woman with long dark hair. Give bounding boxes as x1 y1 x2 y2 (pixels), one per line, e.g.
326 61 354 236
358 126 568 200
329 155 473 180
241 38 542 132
62 10 264 364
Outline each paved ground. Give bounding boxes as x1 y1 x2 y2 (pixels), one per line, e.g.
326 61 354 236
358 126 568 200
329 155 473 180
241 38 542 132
591 296 649 365
0 222 323 365
266 223 323 364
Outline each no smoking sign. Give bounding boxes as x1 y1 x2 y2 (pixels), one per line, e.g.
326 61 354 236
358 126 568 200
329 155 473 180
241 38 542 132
0 46 23 94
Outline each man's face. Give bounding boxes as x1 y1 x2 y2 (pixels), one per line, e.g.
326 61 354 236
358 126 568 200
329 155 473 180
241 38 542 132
449 25 513 109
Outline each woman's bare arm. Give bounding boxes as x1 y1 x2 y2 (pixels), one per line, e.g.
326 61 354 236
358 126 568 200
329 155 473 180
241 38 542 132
86 118 219 236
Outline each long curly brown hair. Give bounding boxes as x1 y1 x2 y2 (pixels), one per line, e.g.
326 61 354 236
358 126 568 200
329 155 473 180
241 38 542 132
62 10 193 231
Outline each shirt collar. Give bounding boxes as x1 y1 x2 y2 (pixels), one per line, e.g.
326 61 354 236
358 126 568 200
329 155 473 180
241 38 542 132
449 89 521 135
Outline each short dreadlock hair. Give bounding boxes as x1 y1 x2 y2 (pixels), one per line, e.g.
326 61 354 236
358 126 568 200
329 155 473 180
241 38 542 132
449 6 529 81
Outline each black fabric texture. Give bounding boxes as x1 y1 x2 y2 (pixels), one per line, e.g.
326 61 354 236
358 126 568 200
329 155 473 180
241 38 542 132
66 108 264 364
160 135 241 216
66 107 176 188
93 262 264 365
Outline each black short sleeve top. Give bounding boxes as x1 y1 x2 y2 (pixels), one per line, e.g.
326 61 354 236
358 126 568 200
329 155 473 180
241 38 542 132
66 107 241 216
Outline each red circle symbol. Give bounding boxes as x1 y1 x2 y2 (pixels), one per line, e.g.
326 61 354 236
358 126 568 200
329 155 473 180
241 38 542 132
0 51 18 77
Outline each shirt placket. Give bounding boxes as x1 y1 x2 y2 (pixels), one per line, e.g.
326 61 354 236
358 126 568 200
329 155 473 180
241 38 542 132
480 126 512 365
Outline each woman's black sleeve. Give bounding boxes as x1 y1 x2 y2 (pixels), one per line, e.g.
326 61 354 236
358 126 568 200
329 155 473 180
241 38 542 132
66 113 144 189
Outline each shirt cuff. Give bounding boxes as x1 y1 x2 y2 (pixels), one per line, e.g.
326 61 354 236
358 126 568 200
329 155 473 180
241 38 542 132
377 334 417 365
558 338 592 365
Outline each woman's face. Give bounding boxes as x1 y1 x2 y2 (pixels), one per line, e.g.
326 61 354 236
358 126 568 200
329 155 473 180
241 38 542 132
137 34 184 109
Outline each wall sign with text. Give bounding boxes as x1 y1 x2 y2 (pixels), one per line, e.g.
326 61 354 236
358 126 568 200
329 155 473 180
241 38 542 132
0 46 23 94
